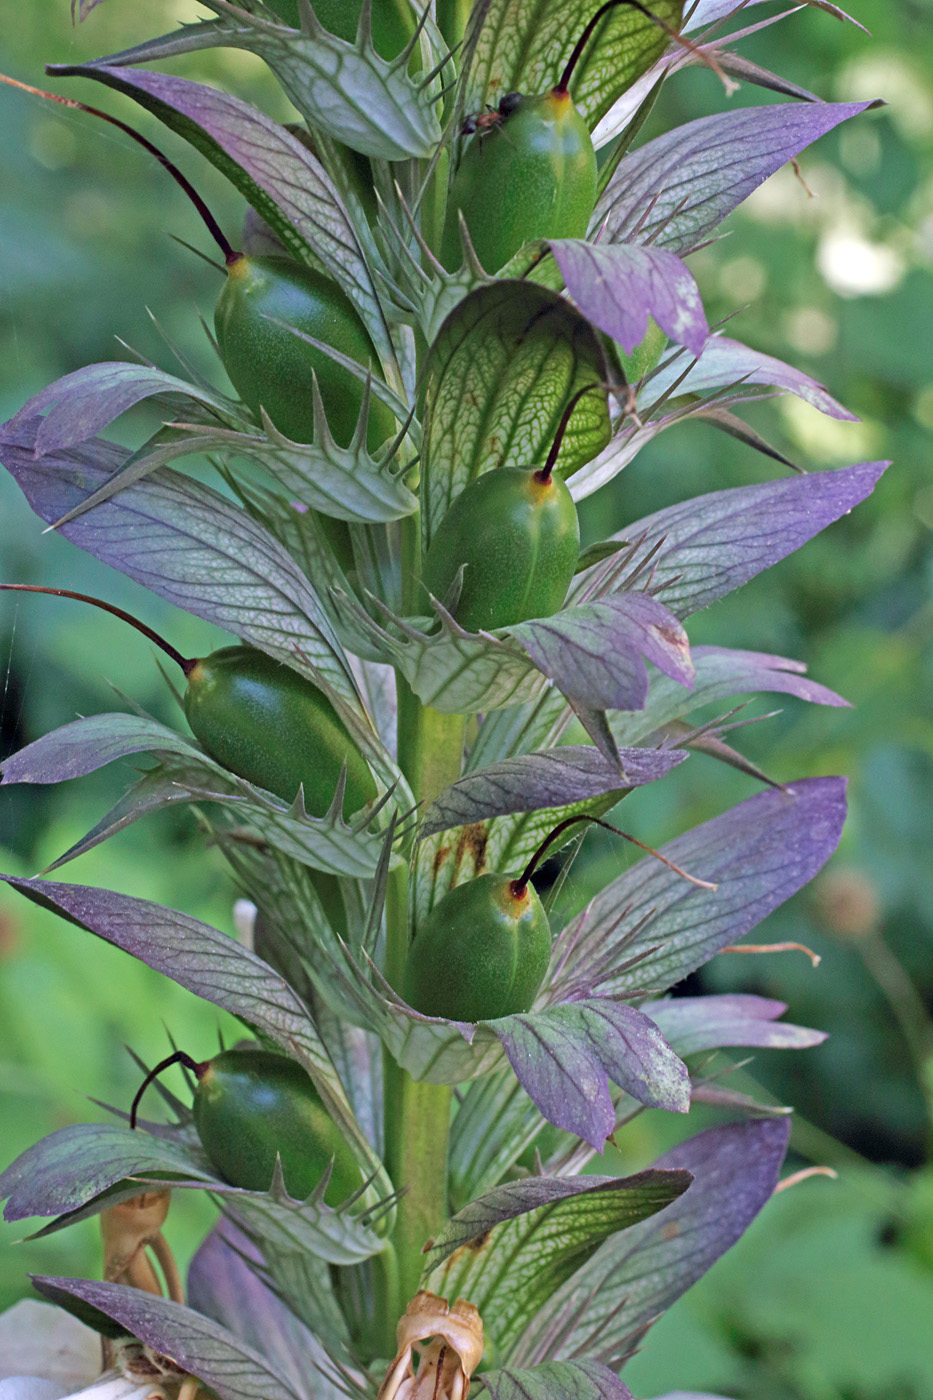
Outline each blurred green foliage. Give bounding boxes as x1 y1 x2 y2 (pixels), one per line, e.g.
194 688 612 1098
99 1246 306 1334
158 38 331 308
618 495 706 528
1 2 931 1396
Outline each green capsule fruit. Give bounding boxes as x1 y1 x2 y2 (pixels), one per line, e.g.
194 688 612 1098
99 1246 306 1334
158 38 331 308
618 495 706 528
184 644 376 815
421 465 579 631
130 1047 360 1205
215 254 394 450
440 0 676 273
440 88 596 272
193 1050 361 1204
402 873 552 1022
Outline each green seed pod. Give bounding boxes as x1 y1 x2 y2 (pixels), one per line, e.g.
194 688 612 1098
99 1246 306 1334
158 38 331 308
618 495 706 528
214 255 395 450
421 465 580 631
402 873 552 1023
420 387 600 631
132 1049 361 1206
184 645 377 815
440 1 683 273
0 590 377 818
440 89 596 272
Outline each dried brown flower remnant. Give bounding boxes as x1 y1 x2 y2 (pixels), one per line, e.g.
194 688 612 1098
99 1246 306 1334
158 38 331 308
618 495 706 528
378 1291 484 1400
100 1191 183 1303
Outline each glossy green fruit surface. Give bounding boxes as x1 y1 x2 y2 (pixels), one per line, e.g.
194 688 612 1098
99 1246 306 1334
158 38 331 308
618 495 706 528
193 1049 360 1204
214 255 394 449
440 90 597 272
402 873 552 1022
421 467 580 631
184 644 376 815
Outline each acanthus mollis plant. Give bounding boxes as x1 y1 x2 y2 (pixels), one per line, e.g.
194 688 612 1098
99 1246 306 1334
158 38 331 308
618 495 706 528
0 1 885 1398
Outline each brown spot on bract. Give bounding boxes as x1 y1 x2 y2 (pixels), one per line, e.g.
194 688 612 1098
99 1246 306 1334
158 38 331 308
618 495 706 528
455 823 488 875
661 1221 680 1241
468 1229 492 1251
432 844 451 877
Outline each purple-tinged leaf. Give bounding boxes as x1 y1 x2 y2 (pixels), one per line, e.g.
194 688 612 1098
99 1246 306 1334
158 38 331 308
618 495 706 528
424 1170 691 1357
0 874 324 1067
596 101 875 254
572 462 889 615
644 994 826 1055
0 715 196 787
0 423 372 725
0 873 393 1212
0 1124 210 1224
611 645 848 748
550 777 847 1000
549 241 709 357
6 363 230 459
419 745 686 839
686 0 866 30
46 64 392 363
31 1279 299 1400
517 1119 790 1368
493 1000 691 1150
188 1224 349 1399
483 1361 635 1400
512 594 694 714
643 335 856 420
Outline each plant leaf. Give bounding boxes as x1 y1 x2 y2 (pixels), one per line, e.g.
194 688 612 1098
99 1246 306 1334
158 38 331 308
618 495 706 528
549 776 847 1000
463 0 681 128
512 593 694 714
200 7 444 161
0 422 376 733
46 63 393 363
6 362 233 460
0 1123 212 1224
644 993 826 1055
31 1278 300 1400
0 714 197 786
610 645 848 749
548 241 709 357
188 1223 351 1397
421 281 609 551
423 1170 691 1358
569 461 889 605
642 335 857 420
515 1119 790 1367
491 1000 690 1150
419 745 685 838
482 1361 635 1400
177 421 418 525
596 101 876 253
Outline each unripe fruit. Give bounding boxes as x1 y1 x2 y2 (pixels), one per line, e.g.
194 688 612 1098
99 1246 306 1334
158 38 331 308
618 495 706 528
132 1049 361 1206
440 1 687 273
420 386 597 631
402 873 552 1022
0 589 377 816
214 254 395 450
440 89 596 272
183 644 377 814
421 465 580 631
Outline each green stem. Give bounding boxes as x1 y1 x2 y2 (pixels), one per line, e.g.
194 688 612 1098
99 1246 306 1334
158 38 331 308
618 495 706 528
383 1072 454 1308
379 505 465 1320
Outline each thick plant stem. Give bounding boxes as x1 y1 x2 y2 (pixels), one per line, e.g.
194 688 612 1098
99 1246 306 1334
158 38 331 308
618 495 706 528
382 516 463 1319
383 1071 454 1311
